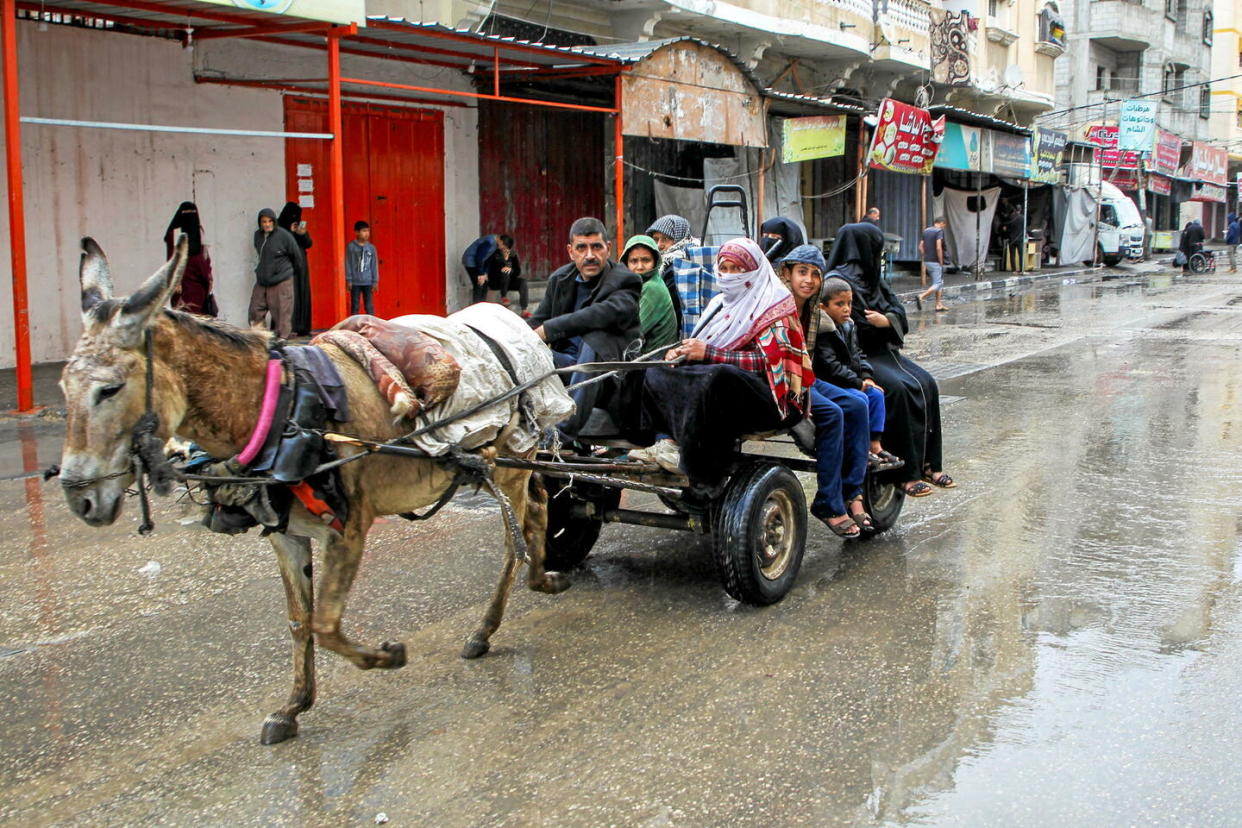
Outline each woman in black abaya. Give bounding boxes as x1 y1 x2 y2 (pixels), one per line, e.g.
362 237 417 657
277 201 314 335
825 222 955 496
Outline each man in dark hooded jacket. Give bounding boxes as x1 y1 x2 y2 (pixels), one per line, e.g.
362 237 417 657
249 207 304 338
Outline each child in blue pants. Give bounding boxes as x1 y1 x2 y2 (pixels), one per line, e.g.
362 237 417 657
818 277 901 467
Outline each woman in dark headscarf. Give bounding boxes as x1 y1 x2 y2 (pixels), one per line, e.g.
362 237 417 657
759 216 806 264
825 222 954 496
277 201 314 335
162 201 216 317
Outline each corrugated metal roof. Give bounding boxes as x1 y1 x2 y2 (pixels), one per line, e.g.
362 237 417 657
929 105 1031 136
577 37 766 91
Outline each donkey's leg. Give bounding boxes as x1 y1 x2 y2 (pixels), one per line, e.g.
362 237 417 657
462 469 532 659
312 507 408 671
524 472 570 595
262 533 316 745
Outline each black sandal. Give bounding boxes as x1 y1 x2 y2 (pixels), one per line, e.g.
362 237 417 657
922 468 956 488
901 481 934 497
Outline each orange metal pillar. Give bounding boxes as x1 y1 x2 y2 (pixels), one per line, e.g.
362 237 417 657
3 0 33 411
327 28 347 323
613 74 624 249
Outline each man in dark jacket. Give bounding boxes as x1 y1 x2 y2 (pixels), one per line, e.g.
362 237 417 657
530 216 641 436
249 207 305 338
1179 219 1205 273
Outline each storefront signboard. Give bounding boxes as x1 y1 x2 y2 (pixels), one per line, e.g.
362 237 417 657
1147 173 1172 196
1186 141 1227 185
1149 130 1182 176
1084 125 1141 169
987 131 1033 178
1190 182 1227 203
781 116 847 163
934 122 982 171
1031 127 1067 183
1118 100 1157 152
868 99 944 175
199 0 366 25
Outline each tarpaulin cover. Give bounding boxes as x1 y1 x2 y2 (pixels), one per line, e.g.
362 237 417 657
1055 187 1097 265
941 186 1000 268
389 303 573 456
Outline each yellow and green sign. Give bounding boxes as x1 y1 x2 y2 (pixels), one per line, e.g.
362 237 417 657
781 116 846 164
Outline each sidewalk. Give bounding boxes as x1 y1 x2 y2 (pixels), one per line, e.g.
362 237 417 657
888 260 1126 305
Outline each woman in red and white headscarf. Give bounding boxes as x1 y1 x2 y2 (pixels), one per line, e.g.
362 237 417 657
638 238 815 499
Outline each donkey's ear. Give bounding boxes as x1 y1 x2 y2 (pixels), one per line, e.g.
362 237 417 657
113 235 189 346
80 237 113 313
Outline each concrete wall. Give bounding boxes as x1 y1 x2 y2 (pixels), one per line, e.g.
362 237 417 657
0 20 479 370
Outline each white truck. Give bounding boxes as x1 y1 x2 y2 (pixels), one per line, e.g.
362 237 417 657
1096 180 1146 266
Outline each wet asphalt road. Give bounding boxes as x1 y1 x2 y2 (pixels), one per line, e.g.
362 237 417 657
3 267 1242 826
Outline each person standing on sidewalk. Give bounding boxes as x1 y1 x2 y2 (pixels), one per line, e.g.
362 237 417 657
277 202 314 335
917 217 949 312
346 220 379 316
249 207 304 338
1226 214 1241 273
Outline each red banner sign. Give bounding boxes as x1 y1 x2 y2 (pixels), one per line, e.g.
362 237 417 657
867 98 945 175
1149 130 1181 176
1190 182 1227 203
1186 141 1227 185
1084 124 1141 170
1147 174 1172 196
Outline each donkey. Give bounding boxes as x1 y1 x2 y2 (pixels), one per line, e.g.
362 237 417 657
59 236 568 744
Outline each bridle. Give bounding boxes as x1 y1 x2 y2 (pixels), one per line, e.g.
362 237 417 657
52 327 178 534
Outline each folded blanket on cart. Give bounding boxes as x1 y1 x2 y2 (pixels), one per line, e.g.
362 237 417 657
388 303 574 456
314 316 461 420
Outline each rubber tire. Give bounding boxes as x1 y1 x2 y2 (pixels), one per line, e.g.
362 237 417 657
1189 253 1210 274
860 467 905 537
1101 252 1123 267
712 463 807 606
543 481 621 571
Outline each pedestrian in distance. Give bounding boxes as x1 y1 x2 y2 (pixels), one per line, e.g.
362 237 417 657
1227 213 1241 273
248 207 304 339
346 220 379 316
162 201 217 317
1179 219 1204 273
277 202 314 336
917 217 949 312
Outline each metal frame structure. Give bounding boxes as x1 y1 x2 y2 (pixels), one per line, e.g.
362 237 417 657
1 3 628 411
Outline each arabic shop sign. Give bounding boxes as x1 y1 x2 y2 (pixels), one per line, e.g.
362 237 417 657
1084 124 1141 170
1148 130 1182 176
781 116 847 163
1031 127 1067 184
1118 100 1157 152
867 99 944 175
1186 141 1227 185
935 122 982 171
987 132 1033 178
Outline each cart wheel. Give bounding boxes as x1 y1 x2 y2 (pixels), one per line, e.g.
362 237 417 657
1189 252 1209 274
713 463 806 605
861 468 905 536
543 480 621 571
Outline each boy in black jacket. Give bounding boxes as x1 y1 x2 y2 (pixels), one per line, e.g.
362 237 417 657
819 277 900 466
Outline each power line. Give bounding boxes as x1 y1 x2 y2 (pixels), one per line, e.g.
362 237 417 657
1039 70 1242 119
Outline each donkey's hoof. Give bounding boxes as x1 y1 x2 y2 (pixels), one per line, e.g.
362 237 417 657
379 640 407 669
461 635 490 659
260 714 299 745
533 571 572 594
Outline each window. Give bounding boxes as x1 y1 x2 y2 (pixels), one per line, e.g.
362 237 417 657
1201 84 1212 118
1165 0 1176 21
1097 65 1108 90
1175 0 1189 30
1204 10 1214 44
1163 63 1176 97
988 0 999 16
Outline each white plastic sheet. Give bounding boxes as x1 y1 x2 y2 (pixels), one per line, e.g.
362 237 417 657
1057 187 1097 265
389 303 573 456
942 186 1001 269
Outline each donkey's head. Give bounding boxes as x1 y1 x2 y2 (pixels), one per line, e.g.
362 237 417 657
59 236 188 526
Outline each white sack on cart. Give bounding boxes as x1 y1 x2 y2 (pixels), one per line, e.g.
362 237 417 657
388 303 574 456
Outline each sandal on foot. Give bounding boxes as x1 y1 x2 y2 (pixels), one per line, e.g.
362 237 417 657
901 481 934 497
848 498 875 532
820 514 862 539
922 470 956 488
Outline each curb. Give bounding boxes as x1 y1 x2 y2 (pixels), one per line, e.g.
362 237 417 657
893 264 1119 304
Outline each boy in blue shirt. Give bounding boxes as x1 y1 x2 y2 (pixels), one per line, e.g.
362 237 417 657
345 220 379 316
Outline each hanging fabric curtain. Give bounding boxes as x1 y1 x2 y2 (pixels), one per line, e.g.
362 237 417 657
942 186 1001 269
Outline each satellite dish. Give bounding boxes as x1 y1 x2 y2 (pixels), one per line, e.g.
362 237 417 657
1003 64 1025 88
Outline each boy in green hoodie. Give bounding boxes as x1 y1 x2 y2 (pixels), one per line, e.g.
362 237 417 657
621 234 678 353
